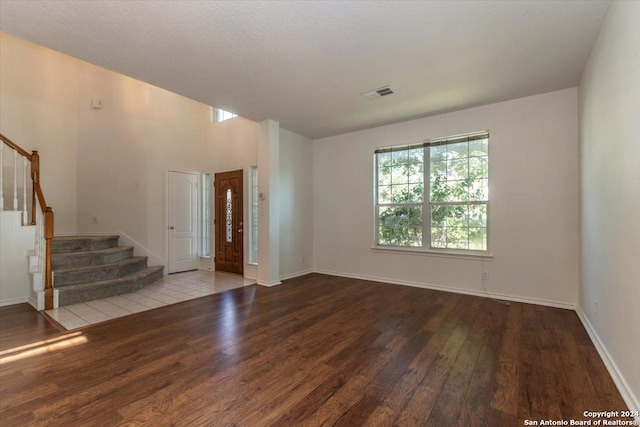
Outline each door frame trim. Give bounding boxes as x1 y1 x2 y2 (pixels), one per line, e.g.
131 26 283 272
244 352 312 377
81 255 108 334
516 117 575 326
165 169 201 273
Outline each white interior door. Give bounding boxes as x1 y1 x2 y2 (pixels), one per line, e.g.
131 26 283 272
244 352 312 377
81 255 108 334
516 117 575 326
168 171 199 273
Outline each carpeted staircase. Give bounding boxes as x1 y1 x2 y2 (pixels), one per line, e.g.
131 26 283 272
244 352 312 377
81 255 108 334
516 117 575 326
52 235 164 306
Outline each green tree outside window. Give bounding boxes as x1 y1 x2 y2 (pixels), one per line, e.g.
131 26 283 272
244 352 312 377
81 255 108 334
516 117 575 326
376 134 488 251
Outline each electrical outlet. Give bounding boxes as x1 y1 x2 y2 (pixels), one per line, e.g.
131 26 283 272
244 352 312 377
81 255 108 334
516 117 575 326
482 271 489 281
302 256 305 264
92 216 99 224
594 299 599 317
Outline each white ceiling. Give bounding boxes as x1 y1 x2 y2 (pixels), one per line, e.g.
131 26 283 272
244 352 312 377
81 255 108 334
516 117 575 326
0 1 610 139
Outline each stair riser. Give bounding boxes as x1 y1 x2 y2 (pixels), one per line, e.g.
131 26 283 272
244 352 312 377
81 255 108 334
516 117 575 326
134 268 164 290
58 266 165 306
58 280 137 306
52 248 134 270
49 234 164 307
54 259 148 287
52 237 119 254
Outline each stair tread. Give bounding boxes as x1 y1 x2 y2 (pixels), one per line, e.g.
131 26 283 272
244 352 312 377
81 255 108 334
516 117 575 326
56 266 164 292
53 235 120 241
52 235 120 255
50 236 164 305
52 246 134 258
54 256 148 274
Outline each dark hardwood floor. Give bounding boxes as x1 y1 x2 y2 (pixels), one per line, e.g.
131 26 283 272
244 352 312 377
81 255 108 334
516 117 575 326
0 274 630 426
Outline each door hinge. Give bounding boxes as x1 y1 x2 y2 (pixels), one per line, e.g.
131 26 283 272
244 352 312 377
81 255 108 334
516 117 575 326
213 257 216 263
213 219 216 225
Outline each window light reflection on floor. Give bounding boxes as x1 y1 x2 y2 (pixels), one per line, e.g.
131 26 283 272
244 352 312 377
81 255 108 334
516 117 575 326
0 331 88 365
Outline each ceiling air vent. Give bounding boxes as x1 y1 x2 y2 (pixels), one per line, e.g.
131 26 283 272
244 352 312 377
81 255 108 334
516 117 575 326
361 85 394 99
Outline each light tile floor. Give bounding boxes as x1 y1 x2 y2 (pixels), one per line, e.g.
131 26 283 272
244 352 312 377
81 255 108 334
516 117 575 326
45 271 255 330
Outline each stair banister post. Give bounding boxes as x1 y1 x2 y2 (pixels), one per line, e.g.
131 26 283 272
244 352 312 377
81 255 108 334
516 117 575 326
30 151 39 226
44 207 54 310
0 143 3 210
23 156 28 225
13 149 18 210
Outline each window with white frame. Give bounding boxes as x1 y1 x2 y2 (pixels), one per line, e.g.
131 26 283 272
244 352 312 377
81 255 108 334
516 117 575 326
249 166 258 263
375 131 489 253
202 173 212 258
214 108 237 123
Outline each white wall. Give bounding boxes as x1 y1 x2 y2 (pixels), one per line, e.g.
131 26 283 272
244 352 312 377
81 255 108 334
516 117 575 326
314 88 579 307
279 128 313 279
1 33 315 283
74 59 210 267
0 32 213 265
256 120 281 286
0 212 34 305
0 33 78 233
0 33 267 277
204 121 315 283
579 0 640 411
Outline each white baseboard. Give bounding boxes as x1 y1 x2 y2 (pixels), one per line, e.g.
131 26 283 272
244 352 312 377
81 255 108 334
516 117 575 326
0 297 29 306
576 307 640 414
117 230 165 272
196 268 312 283
257 267 314 285
256 280 282 287
280 269 313 281
314 269 576 310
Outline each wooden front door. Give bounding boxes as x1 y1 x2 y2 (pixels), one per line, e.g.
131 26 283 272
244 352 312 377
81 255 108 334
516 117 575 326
215 170 244 275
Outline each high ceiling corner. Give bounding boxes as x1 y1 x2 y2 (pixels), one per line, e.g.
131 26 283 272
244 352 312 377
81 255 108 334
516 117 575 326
0 0 611 139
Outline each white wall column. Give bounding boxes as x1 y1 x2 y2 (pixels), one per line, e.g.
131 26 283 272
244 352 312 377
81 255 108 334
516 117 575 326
256 120 281 286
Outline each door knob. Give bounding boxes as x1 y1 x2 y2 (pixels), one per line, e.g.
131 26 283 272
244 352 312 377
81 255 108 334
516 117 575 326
238 229 243 233
169 226 175 230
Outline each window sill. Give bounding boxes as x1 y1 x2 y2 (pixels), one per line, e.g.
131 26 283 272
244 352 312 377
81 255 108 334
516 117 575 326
247 262 258 266
200 256 211 260
371 246 493 261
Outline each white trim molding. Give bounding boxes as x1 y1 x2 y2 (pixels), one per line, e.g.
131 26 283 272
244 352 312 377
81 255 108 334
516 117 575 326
256 280 282 287
576 307 640 414
0 297 29 307
314 269 577 310
27 288 59 311
117 230 166 273
280 269 313 282
28 290 43 311
372 246 493 261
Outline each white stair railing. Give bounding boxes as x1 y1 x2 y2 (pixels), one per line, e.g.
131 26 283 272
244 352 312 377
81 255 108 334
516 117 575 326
13 149 18 211
34 196 44 269
0 143 3 209
0 142 31 224
23 156 28 225
1 133 55 310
